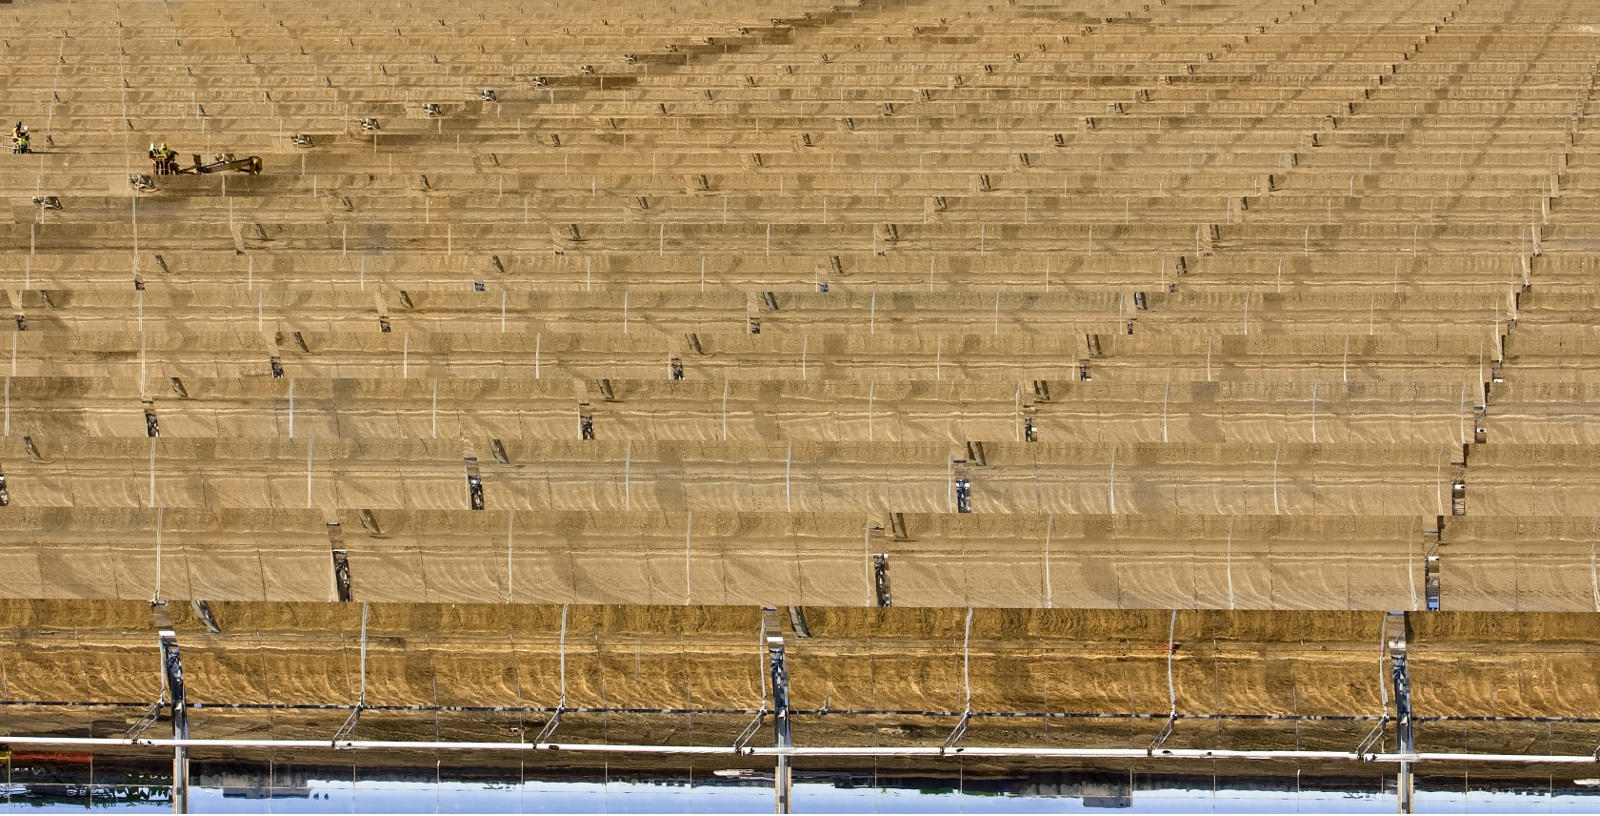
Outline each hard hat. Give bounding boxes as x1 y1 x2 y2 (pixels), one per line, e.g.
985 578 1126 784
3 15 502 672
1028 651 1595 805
159 142 167 149
150 143 156 150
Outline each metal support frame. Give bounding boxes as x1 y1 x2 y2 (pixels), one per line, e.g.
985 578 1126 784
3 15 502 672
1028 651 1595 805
189 600 221 634
943 710 971 750
762 607 792 814
872 553 891 607
732 707 768 751
534 708 564 744
21 603 1595 816
465 457 485 510
1149 609 1180 750
333 603 370 743
1387 611 1415 813
1424 555 1441 610
125 694 167 741
328 521 352 602
950 459 973 513
536 604 570 744
1356 714 1391 757
944 608 975 751
151 602 188 814
786 606 812 638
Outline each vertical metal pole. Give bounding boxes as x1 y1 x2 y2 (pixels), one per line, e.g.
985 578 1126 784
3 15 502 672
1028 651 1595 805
1388 611 1414 813
152 602 188 813
762 607 791 814
358 602 369 706
557 603 569 711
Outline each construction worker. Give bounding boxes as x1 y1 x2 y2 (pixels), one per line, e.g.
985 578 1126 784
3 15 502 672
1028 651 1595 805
10 122 28 154
149 142 177 175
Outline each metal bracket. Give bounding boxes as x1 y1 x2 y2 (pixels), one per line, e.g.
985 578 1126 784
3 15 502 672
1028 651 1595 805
333 704 363 743
942 710 972 751
125 695 167 740
732 707 769 752
534 708 564 744
1148 714 1177 751
1356 714 1391 756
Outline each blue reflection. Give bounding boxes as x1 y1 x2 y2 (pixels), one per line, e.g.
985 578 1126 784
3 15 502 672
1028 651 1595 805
3 767 1598 813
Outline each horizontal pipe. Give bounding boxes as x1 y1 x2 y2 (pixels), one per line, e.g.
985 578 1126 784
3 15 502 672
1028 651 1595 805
0 738 738 755
960 748 1357 762
1409 752 1600 765
0 736 1594 766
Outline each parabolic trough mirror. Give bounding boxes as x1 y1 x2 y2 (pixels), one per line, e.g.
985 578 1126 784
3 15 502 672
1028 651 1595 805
2 602 1600 812
7 0 1600 812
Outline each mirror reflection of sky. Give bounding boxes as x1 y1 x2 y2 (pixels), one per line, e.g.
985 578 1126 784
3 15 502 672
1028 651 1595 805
4 774 1600 814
